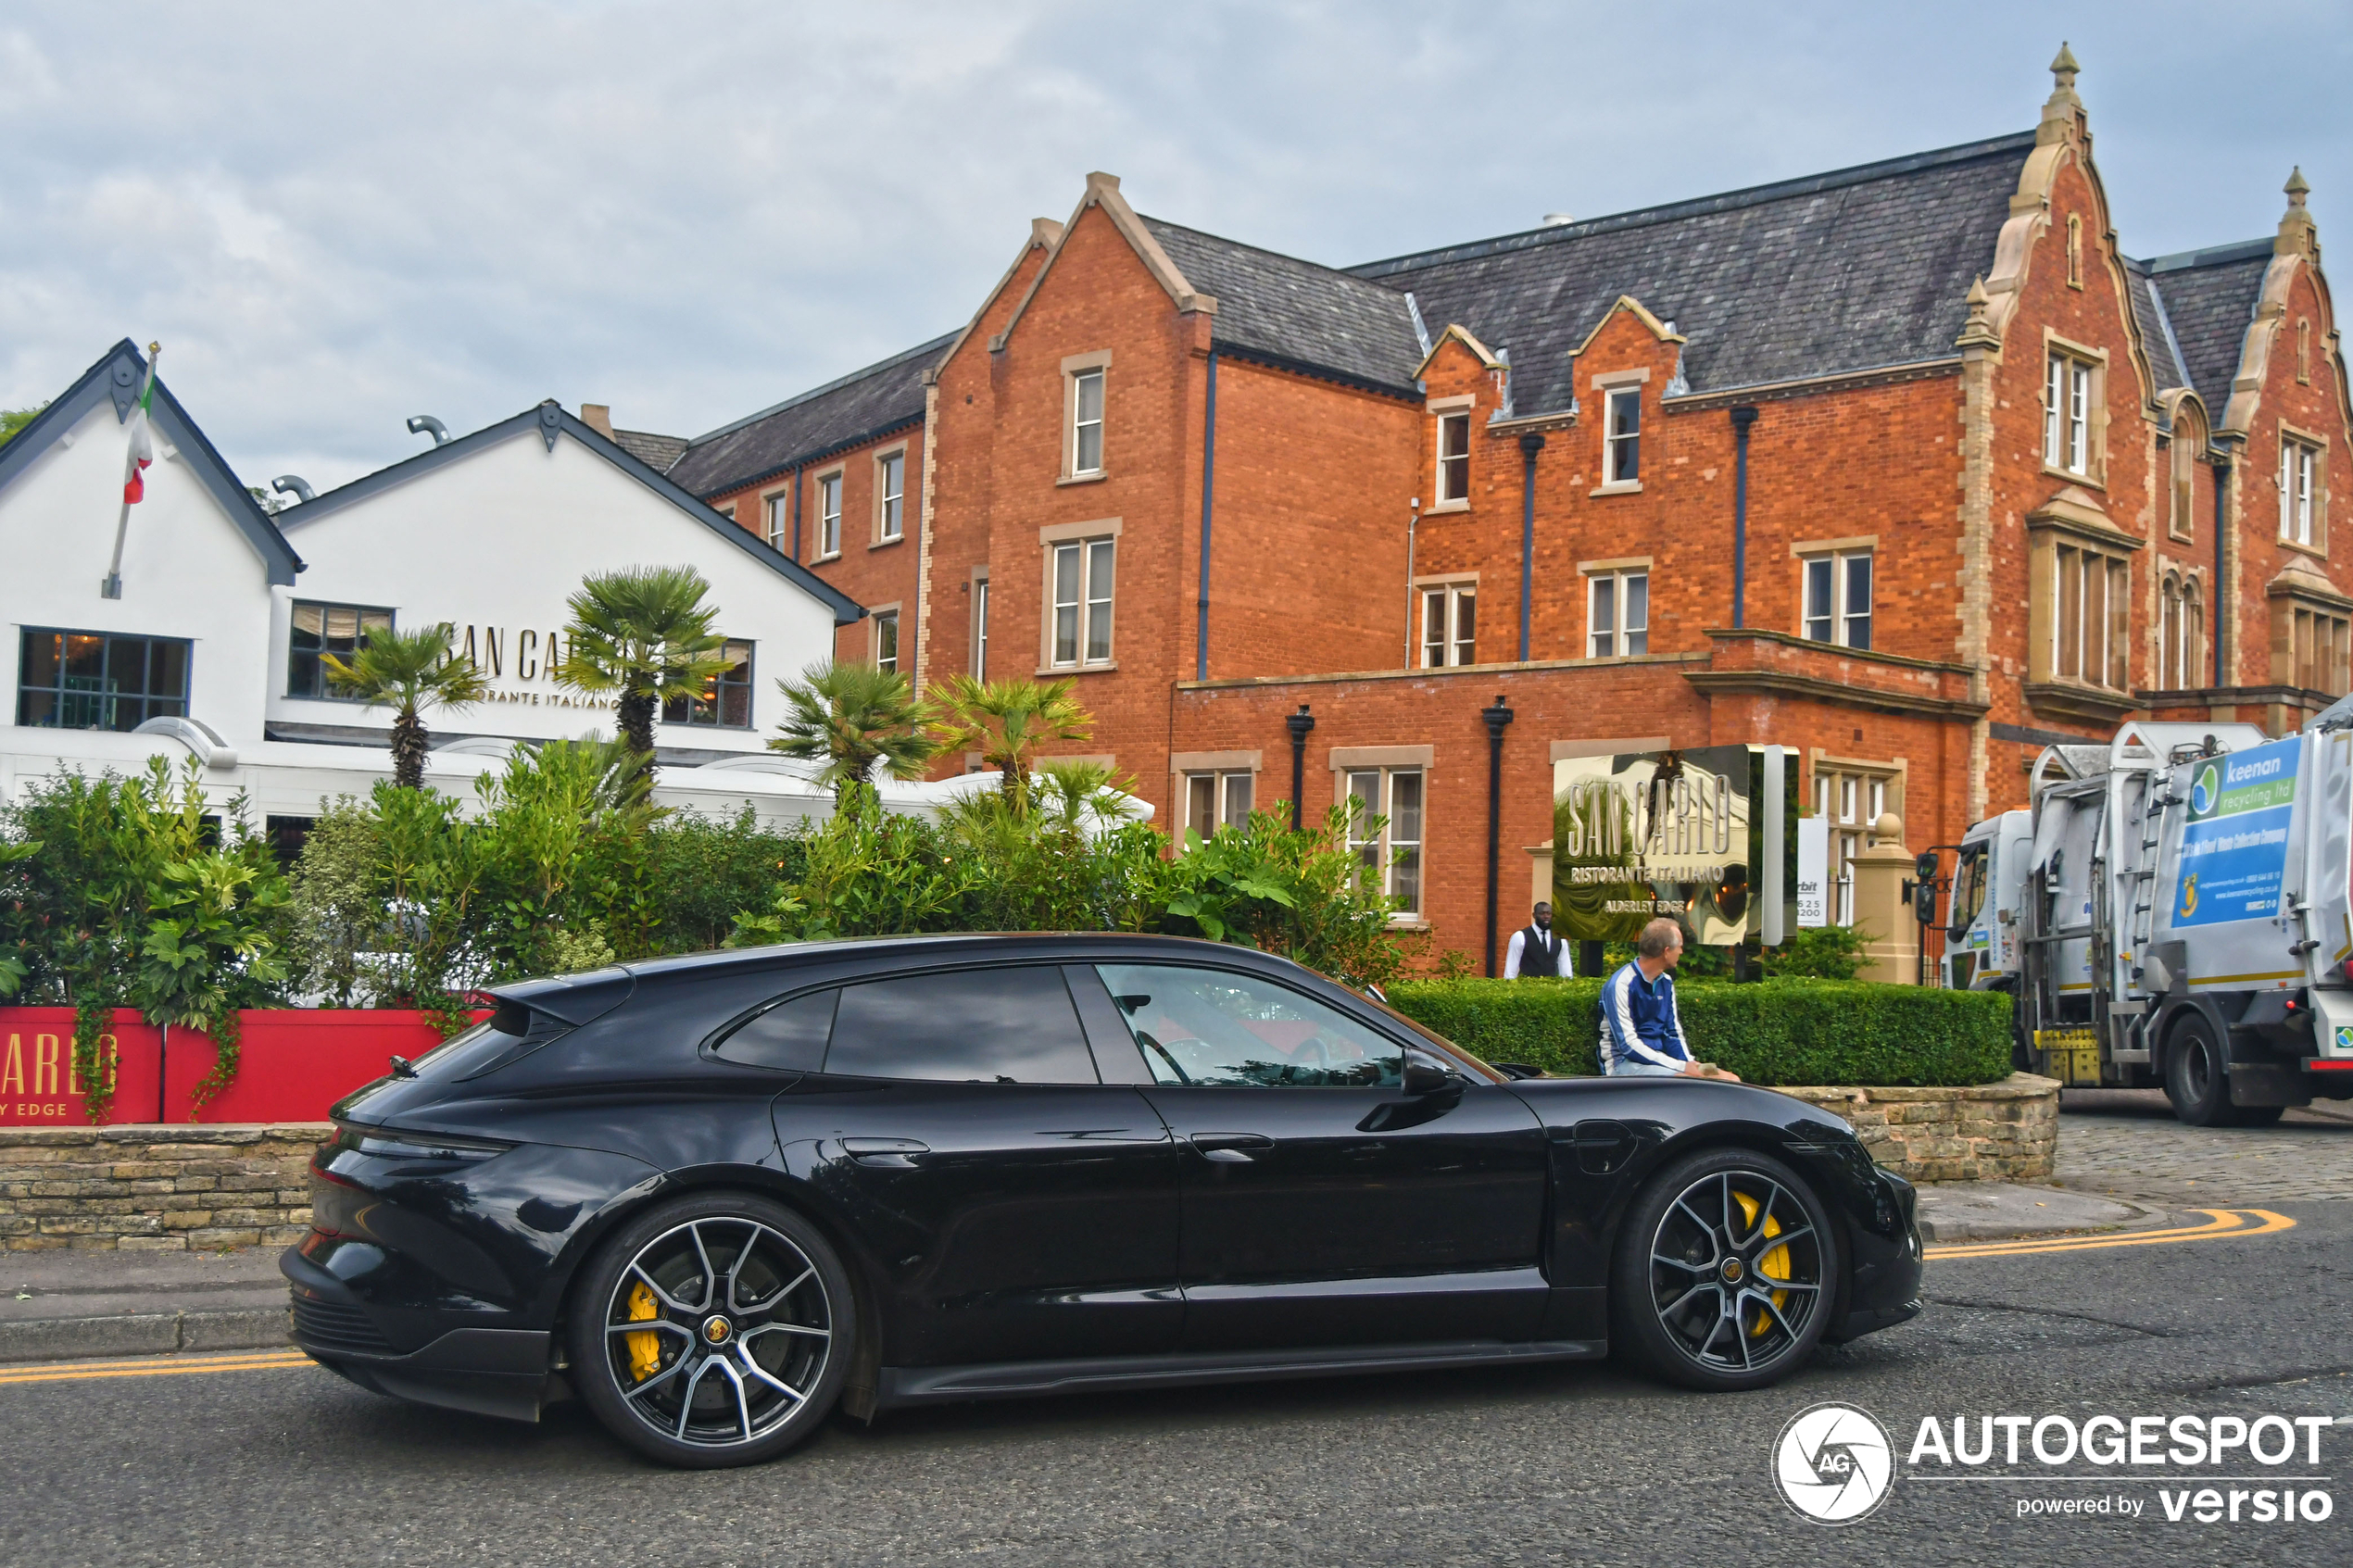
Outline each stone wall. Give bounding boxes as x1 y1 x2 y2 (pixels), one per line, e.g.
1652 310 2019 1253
0 1124 329 1250
1775 1073 2059 1182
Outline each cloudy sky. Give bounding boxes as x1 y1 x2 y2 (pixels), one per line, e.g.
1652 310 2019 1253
3 1 2347 493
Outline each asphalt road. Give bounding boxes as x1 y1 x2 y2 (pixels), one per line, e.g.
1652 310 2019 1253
6 1190 2347 1564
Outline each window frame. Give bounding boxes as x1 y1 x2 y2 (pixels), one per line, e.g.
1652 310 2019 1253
813 469 844 560
1812 760 1902 926
2041 339 2107 483
1585 566 1649 659
874 447 906 544
1798 548 1872 650
1603 386 1642 487
1435 410 1472 505
660 637 756 729
1040 521 1119 671
762 488 792 551
969 569 989 681
872 608 900 675
1062 353 1112 482
1342 766 1425 921
1182 769 1257 841
17 627 195 733
285 600 396 701
2158 570 2207 691
2279 426 2327 553
1417 580 1478 668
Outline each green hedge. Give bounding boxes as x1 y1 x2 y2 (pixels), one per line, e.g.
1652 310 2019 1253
1386 977 2013 1087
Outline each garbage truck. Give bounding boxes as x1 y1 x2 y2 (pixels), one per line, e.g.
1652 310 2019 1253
1942 712 2353 1125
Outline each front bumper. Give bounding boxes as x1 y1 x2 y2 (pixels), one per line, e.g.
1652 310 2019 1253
283 1247 554 1424
1824 1167 1924 1343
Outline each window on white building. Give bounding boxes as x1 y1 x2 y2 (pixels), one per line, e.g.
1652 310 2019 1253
661 639 754 728
287 602 395 699
19 629 191 731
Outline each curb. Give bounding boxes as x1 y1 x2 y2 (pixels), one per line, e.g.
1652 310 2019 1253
0 1307 291 1365
1915 1191 2171 1244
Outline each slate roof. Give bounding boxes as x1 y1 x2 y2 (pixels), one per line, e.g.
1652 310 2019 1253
1139 218 1423 393
2137 240 2273 419
612 428 687 472
666 332 955 499
2121 260 2191 399
1347 131 2040 414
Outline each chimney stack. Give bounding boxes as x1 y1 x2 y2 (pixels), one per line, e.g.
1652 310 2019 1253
581 404 615 438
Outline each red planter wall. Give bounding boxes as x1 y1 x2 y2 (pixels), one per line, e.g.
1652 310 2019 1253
0 1009 467 1127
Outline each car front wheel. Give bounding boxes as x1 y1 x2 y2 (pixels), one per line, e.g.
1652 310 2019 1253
1611 1147 1838 1391
567 1192 854 1469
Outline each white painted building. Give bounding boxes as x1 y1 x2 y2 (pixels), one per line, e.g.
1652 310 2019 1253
0 340 990 834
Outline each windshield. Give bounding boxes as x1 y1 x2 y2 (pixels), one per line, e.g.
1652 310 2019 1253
1949 847 1988 935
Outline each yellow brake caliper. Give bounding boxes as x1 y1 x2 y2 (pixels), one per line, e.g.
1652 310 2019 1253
1732 1190 1792 1337
624 1281 662 1381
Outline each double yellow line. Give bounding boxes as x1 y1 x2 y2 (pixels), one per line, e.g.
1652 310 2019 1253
0 1348 313 1387
1925 1207 2295 1261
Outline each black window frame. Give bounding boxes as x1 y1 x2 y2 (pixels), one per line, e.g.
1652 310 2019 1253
16 626 193 733
285 600 397 701
661 638 756 730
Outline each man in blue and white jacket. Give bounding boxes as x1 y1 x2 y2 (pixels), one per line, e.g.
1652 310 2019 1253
1600 918 1741 1080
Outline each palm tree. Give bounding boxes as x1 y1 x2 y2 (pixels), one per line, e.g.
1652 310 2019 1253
768 660 937 812
323 623 489 789
556 566 734 780
930 674 1092 818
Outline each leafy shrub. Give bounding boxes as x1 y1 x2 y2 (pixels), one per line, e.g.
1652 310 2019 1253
1386 975 2011 1086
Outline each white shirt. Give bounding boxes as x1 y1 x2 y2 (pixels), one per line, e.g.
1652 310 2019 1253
1504 924 1569 979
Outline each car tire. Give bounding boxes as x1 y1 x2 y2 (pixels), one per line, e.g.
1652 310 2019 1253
2164 1015 2236 1127
567 1191 855 1469
1609 1146 1839 1393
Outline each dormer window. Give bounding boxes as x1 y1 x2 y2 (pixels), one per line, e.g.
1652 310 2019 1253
1436 411 1471 504
1604 388 1641 483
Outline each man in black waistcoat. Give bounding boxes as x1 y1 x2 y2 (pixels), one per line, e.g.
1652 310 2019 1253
1503 901 1569 978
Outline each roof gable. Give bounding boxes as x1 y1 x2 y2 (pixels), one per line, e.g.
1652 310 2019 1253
1349 132 2038 414
277 402 865 625
0 339 303 585
663 332 953 498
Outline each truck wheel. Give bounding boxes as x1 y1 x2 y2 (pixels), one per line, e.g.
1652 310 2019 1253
2235 1104 2286 1126
2163 1015 2234 1127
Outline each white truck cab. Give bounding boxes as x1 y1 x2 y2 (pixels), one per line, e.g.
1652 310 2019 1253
1943 809 2030 992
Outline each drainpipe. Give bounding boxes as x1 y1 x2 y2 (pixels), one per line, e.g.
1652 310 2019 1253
1196 351 1218 682
1481 694 1516 975
2211 445 2232 687
1517 434 1544 659
1287 704 1315 829
1403 497 1420 668
1730 406 1758 628
789 468 803 562
157 1022 169 1124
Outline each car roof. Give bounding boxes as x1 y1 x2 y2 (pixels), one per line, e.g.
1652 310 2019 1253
611 932 1290 985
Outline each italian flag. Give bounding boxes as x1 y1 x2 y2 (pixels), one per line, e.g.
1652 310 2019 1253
122 350 157 504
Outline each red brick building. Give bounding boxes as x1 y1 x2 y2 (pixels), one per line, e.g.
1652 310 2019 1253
645 50 2351 972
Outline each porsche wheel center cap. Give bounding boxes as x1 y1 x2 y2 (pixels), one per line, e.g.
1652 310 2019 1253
1721 1258 1745 1284
702 1315 734 1345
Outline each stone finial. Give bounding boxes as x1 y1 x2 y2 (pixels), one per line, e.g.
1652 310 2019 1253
1869 811 1904 847
1956 274 2001 351
2043 41 2082 124
2279 166 2317 256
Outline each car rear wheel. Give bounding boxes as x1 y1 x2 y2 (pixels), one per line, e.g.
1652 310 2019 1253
2164 1015 2236 1127
1610 1148 1837 1392
567 1192 853 1469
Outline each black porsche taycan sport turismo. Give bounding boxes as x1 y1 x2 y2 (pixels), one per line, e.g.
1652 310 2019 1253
283 934 1923 1468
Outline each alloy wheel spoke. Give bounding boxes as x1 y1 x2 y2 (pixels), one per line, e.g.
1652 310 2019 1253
686 1223 720 1311
1659 1281 1717 1319
1744 1288 1801 1346
739 1319 830 1343
1651 1251 1707 1273
623 1350 690 1401
627 1263 697 1317
607 1318 694 1339
1672 1200 1720 1259
1751 1222 1813 1257
735 1348 808 1404
704 1353 755 1444
673 1356 718 1439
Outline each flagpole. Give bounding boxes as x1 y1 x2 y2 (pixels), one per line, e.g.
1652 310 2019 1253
101 342 159 600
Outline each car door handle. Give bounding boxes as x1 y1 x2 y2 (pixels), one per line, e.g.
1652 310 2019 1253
1189 1133 1274 1162
841 1137 929 1168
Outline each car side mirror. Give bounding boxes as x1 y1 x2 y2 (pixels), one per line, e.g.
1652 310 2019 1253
1402 1047 1459 1097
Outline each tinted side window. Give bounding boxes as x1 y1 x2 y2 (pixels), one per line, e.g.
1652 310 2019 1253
825 966 1098 1084
1095 963 1403 1088
713 988 838 1071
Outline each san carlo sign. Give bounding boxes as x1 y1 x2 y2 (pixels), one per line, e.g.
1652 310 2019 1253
443 621 615 712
